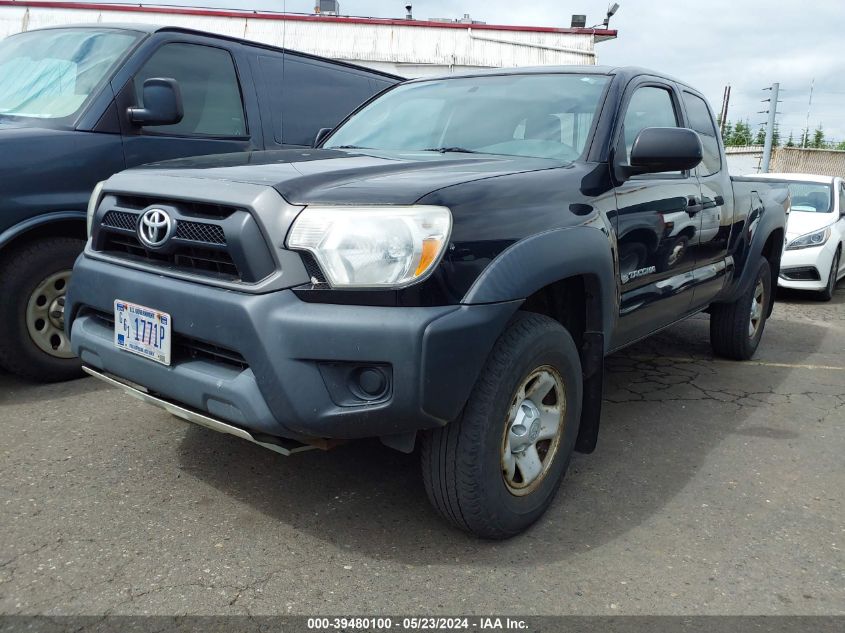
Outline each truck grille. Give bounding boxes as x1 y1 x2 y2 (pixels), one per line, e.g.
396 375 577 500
102 233 240 279
175 222 226 245
93 195 276 284
102 211 137 231
102 211 227 246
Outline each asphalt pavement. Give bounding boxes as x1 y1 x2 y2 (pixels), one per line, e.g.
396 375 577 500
1 285 843 616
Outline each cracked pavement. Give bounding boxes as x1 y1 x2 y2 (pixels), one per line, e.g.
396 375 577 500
1 285 843 616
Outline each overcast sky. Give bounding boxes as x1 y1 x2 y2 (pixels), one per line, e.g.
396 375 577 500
72 0 845 142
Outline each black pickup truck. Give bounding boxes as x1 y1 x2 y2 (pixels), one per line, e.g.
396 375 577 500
0 24 398 381
68 66 788 538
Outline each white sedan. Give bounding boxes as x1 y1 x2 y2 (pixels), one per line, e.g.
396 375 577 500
746 173 844 301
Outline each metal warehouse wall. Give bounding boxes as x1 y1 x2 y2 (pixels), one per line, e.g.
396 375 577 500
0 2 613 76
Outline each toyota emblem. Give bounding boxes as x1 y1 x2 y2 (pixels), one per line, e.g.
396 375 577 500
137 208 173 248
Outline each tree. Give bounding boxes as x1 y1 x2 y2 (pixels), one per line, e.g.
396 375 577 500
730 120 753 146
811 126 825 149
722 121 734 145
754 126 766 146
785 132 795 148
836 141 845 151
772 123 781 147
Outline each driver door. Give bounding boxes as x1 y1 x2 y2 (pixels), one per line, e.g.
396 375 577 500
611 82 702 348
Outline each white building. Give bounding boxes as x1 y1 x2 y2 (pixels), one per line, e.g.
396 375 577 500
0 1 617 76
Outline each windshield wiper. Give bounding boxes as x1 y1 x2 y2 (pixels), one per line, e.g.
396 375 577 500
333 145 371 150
421 147 483 154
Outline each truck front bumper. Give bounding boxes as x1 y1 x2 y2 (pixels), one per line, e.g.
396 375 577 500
67 256 519 444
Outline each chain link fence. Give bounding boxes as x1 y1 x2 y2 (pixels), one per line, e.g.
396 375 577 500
726 146 845 177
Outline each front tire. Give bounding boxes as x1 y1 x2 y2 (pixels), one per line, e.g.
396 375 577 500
710 257 772 360
0 237 85 382
819 248 840 302
420 312 582 539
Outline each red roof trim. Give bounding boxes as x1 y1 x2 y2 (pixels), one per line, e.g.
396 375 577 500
0 1 618 37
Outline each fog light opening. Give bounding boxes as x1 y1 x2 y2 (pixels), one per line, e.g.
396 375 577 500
352 367 389 400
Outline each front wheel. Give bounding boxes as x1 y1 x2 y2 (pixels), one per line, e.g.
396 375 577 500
819 249 840 302
420 312 583 539
709 257 772 360
0 237 86 382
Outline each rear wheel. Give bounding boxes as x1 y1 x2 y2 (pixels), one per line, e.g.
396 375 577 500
819 249 840 302
709 257 772 360
0 237 85 382
420 312 582 539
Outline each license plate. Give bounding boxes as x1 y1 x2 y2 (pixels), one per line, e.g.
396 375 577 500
114 300 172 366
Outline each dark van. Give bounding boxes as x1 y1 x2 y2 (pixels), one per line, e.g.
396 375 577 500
0 24 400 381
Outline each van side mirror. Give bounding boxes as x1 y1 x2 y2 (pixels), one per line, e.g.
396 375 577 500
128 78 184 126
626 127 703 176
313 127 333 148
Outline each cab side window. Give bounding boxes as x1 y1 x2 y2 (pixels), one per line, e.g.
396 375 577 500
134 43 247 137
621 86 679 165
683 92 721 176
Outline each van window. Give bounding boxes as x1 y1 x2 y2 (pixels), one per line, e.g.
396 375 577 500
683 92 721 176
260 55 379 146
134 43 246 137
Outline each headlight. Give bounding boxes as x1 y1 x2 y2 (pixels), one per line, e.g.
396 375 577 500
287 205 452 288
786 226 831 250
86 181 106 238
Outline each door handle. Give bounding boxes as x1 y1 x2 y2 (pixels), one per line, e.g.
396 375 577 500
686 196 703 216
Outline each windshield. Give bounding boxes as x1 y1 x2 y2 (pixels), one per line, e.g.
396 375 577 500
0 28 140 120
325 73 610 161
787 183 833 213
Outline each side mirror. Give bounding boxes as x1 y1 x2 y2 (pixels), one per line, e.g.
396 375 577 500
313 127 333 148
128 78 184 126
627 127 703 176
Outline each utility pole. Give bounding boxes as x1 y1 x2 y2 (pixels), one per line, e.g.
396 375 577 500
719 84 731 136
761 82 779 173
802 78 814 149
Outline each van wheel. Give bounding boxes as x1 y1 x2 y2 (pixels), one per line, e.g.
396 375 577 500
420 312 582 539
819 249 840 302
709 257 772 361
0 237 85 382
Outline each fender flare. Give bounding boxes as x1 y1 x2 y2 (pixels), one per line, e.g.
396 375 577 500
461 225 617 352
719 195 786 305
0 211 87 252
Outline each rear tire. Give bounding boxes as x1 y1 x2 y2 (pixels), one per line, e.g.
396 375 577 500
420 312 582 539
0 237 85 382
709 257 772 361
819 249 840 302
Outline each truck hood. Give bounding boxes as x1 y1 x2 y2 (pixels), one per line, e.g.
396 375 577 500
786 210 836 239
132 148 565 206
